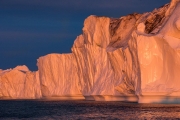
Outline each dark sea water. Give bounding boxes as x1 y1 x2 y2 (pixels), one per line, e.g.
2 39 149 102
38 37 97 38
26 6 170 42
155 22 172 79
0 100 180 119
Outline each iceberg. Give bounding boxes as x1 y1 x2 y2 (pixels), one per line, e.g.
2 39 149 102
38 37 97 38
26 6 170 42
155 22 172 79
1 0 180 103
0 65 42 99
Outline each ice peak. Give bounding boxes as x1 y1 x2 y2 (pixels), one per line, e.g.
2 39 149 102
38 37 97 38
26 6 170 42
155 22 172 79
13 65 29 72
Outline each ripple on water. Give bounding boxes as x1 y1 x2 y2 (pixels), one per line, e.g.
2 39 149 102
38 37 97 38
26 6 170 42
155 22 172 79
0 100 180 119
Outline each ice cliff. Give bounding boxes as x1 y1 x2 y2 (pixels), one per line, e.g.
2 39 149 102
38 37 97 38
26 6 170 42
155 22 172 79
0 65 42 99
1 0 180 103
37 54 82 99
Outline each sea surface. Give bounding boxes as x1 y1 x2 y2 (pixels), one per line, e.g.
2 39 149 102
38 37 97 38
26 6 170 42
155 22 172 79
0 100 180 119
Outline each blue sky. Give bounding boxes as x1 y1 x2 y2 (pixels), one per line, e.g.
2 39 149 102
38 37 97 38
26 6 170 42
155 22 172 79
0 0 169 71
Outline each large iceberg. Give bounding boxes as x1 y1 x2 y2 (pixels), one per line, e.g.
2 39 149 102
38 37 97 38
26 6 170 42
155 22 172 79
1 0 180 103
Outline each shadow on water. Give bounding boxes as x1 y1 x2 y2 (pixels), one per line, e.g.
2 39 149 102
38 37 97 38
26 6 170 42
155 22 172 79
0 100 180 119
152 96 180 104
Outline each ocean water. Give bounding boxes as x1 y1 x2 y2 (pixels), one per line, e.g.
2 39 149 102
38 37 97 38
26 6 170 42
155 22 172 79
0 100 180 119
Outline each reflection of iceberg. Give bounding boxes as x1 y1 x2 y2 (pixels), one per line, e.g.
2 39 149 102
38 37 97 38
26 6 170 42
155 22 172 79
1 0 180 103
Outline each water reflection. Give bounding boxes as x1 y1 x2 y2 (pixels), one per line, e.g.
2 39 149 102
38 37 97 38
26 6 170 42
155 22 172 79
0 100 180 119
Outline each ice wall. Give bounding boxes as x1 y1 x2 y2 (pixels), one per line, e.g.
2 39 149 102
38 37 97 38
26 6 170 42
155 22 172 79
133 1 180 103
0 66 42 99
107 48 135 94
72 45 115 96
71 15 138 101
72 16 116 97
139 35 180 92
37 54 82 98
